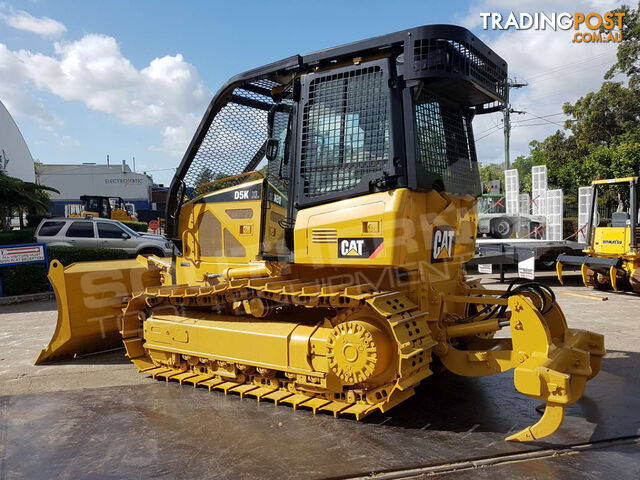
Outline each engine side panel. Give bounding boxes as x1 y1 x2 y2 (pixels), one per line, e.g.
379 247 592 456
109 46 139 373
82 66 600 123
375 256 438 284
294 188 477 276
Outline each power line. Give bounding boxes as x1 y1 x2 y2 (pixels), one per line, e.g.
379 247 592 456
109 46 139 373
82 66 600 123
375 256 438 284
519 52 611 82
142 167 178 172
512 122 561 127
476 123 503 136
476 128 503 141
521 111 566 128
511 112 566 125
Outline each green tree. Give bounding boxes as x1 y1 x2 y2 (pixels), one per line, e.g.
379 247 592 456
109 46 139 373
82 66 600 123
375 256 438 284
512 2 640 208
0 170 59 231
604 2 640 87
479 162 504 189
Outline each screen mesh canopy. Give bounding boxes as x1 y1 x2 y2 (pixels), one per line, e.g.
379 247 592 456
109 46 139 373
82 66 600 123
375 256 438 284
183 79 281 197
414 90 480 195
412 38 507 102
300 65 390 198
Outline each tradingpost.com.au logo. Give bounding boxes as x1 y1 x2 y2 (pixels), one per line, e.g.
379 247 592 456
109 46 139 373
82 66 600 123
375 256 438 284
480 11 625 43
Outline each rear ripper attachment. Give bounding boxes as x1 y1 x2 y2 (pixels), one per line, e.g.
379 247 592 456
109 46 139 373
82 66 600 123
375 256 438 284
437 281 604 441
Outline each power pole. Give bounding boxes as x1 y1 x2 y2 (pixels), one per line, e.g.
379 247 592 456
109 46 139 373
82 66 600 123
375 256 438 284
503 78 527 170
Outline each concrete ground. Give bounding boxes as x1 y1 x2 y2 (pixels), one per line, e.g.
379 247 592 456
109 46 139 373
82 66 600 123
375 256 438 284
1 270 639 479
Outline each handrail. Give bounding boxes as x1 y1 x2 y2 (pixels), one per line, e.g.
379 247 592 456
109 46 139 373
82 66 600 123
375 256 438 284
199 170 264 194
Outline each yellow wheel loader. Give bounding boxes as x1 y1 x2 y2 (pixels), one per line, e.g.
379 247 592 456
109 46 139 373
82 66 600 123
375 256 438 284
36 25 604 442
557 177 639 293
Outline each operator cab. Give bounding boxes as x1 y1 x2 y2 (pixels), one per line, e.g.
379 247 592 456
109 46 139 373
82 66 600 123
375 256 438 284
167 25 507 267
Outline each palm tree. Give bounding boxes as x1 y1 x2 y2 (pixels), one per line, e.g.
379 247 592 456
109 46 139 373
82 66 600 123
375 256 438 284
0 170 59 231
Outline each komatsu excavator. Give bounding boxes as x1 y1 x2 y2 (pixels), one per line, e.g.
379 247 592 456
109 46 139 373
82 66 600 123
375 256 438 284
36 25 604 442
557 177 639 293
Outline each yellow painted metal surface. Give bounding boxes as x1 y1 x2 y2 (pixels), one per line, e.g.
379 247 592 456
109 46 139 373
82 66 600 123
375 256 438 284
39 178 606 442
592 176 638 185
293 188 477 271
561 177 640 293
35 257 162 364
175 178 289 285
593 227 630 256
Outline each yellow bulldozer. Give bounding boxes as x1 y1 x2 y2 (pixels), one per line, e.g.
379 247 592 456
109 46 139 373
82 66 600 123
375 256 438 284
557 177 639 293
68 195 138 222
35 25 604 442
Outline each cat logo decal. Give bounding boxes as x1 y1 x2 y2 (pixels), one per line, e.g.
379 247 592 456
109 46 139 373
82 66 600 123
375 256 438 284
431 226 455 263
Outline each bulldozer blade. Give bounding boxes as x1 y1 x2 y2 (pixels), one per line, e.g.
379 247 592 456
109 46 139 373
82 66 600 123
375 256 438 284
35 258 161 364
556 261 564 285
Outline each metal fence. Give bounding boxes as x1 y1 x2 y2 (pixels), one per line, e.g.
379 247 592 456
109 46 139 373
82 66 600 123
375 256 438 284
564 203 616 219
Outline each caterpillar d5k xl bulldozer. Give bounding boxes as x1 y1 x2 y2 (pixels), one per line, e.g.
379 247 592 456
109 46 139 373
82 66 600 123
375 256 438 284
36 25 604 442
557 177 639 293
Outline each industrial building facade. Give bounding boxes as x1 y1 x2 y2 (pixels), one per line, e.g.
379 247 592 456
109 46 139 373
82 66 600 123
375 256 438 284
0 100 36 183
36 162 153 217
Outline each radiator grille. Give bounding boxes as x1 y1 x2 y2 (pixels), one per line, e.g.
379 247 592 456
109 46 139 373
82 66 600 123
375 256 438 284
311 228 338 243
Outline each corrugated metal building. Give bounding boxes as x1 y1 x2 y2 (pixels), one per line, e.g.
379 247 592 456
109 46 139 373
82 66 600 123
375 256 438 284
0 100 35 183
36 161 153 216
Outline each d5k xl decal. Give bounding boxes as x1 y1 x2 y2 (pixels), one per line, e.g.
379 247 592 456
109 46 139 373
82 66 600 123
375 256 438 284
338 238 384 259
431 226 455 263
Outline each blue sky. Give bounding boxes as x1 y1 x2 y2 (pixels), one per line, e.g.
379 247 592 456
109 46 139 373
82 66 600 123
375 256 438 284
0 0 623 186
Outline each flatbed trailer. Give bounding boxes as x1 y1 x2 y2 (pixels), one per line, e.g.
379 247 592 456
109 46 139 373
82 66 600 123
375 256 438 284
467 239 586 282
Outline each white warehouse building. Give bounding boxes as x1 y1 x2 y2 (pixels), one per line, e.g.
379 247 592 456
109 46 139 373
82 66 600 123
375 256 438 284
36 161 153 217
0 100 36 183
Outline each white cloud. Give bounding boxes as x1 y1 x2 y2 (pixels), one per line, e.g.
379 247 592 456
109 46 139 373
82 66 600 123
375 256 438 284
0 43 63 129
0 32 211 157
0 5 66 38
460 0 625 172
58 135 79 148
157 114 201 156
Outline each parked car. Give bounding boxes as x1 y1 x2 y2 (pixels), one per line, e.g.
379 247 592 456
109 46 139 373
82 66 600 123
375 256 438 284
34 217 172 257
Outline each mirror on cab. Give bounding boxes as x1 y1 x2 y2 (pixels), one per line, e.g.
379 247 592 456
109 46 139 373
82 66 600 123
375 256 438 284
265 138 279 161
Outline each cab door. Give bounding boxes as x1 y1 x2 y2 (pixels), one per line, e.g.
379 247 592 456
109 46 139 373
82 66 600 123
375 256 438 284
260 90 294 260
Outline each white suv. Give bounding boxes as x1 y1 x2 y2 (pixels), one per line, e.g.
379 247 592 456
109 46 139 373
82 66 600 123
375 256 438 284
34 217 172 257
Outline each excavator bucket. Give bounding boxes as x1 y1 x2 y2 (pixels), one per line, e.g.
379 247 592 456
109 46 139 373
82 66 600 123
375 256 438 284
35 257 162 364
